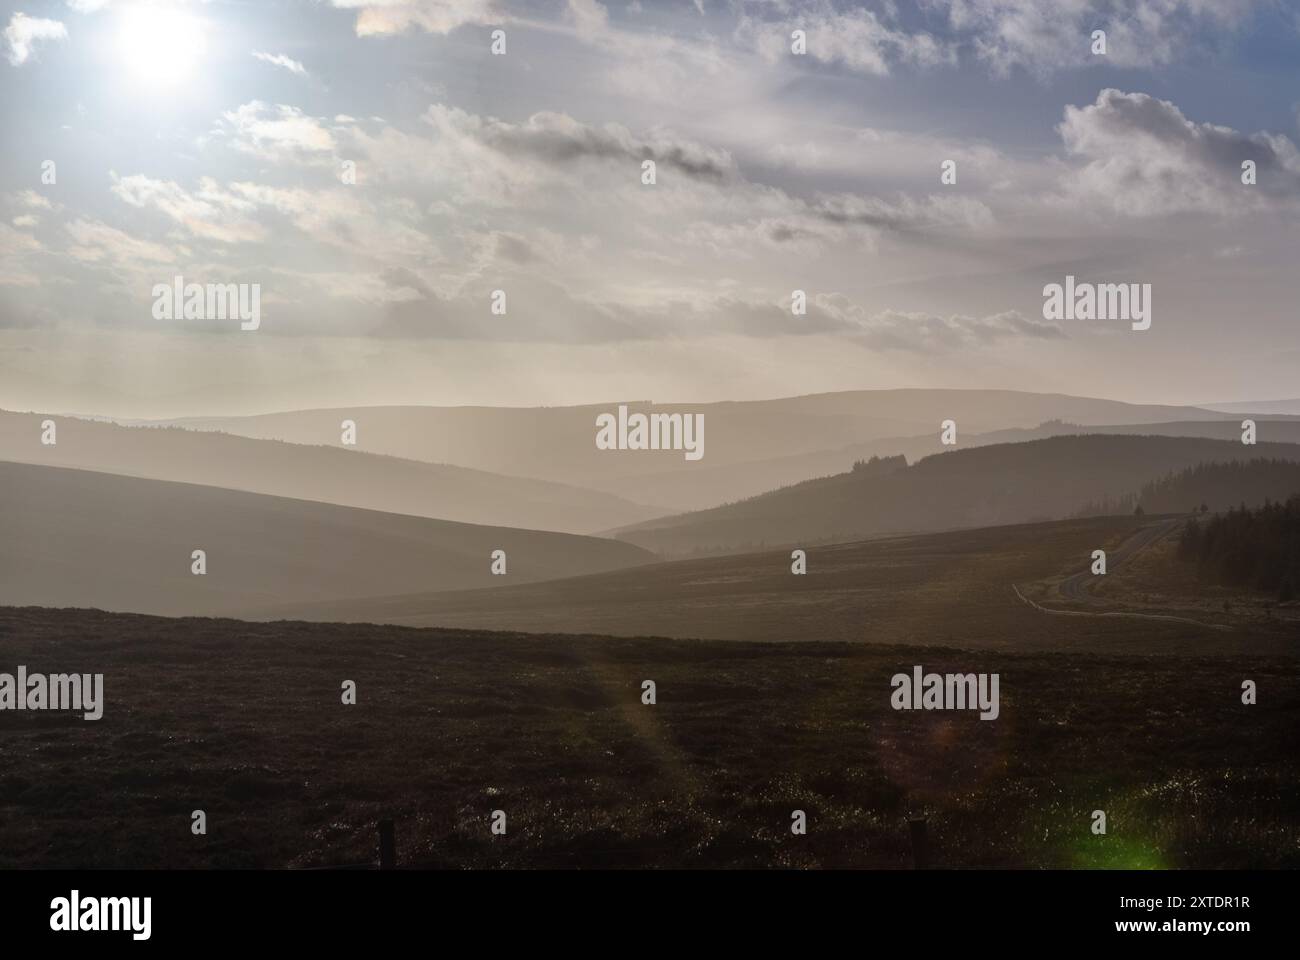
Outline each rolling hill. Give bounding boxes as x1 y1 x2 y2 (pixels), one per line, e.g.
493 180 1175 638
0 461 654 618
0 409 662 534
1199 398 1300 416
255 514 1296 656
610 434 1300 557
128 390 1261 512
604 418 1300 514
1078 458 1300 516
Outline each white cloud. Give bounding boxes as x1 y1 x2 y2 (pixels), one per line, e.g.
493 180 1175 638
436 105 738 182
566 0 731 102
811 297 1066 351
5 12 67 66
216 101 336 162
1 222 41 254
330 0 501 37
252 51 308 76
14 190 54 210
366 277 1065 347
808 192 994 231
739 0 954 76
942 0 1268 77
1057 88 1300 216
110 174 268 244
733 0 1271 78
64 219 177 266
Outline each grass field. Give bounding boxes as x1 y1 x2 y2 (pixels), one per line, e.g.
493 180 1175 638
1 605 1296 869
262 515 1297 656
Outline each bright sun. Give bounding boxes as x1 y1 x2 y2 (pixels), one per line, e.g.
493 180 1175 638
115 5 206 85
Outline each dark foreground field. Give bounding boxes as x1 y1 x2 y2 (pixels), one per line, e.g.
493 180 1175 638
1 606 1296 869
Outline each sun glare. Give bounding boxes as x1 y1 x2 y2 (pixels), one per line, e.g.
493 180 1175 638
115 5 206 85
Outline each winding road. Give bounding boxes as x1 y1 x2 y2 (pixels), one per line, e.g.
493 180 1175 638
1012 517 1233 631
1056 517 1183 602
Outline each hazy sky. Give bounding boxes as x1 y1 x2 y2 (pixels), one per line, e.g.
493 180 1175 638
2 0 1299 416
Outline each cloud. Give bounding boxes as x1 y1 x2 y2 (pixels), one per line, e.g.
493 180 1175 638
565 0 731 102
425 105 738 183
330 0 501 36
0 217 42 287
739 0 954 76
270 267 428 305
252 51 308 76
807 192 994 232
5 12 67 66
486 231 541 265
0 271 40 291
368 270 1062 350
677 191 996 261
0 222 41 255
943 0 1267 77
734 0 1270 78
223 181 434 261
13 190 53 210
338 102 748 209
216 101 336 162
810 296 1067 351
1057 88 1300 215
64 219 178 266
406 103 989 248
110 174 268 244
112 176 443 302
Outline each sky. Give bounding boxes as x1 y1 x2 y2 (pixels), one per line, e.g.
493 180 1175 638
1 0 1299 417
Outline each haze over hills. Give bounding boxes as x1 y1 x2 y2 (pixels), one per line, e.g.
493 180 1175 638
610 435 1300 557
0 461 654 618
0 409 663 534
603 418 1300 513
127 390 1259 512
1199 399 1300 416
1080 459 1300 517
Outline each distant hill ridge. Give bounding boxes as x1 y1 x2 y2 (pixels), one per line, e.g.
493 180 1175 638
0 409 662 535
1077 459 1300 517
128 389 1294 513
611 434 1300 557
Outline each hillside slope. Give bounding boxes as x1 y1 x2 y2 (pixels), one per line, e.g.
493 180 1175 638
0 461 654 617
133 390 1252 511
1 410 662 534
612 435 1300 556
605 419 1300 514
256 515 1296 656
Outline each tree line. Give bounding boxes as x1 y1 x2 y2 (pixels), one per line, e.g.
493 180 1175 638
1179 495 1300 602
1076 459 1300 518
